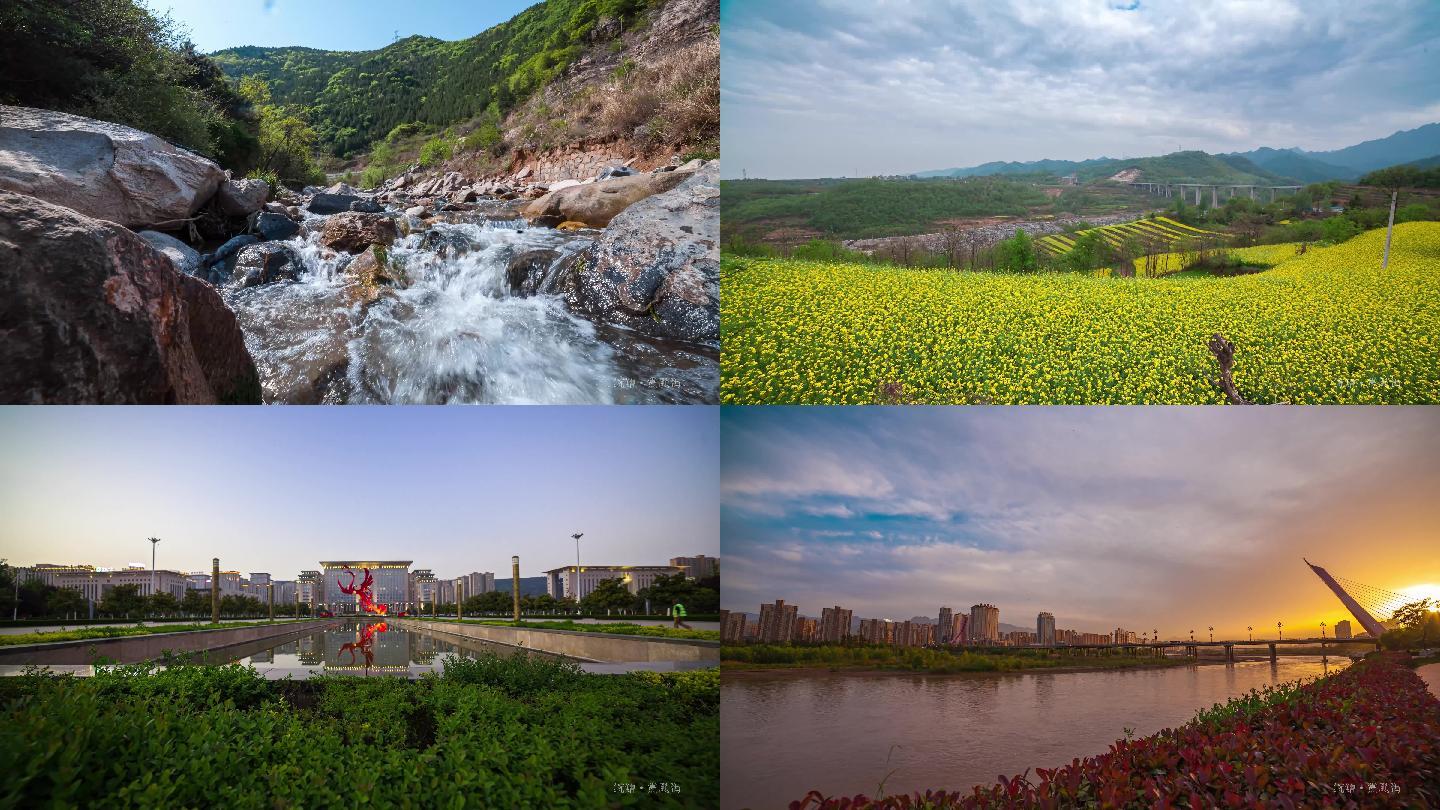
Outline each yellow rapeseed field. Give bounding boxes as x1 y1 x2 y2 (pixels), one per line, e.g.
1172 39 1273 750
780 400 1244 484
720 222 1440 404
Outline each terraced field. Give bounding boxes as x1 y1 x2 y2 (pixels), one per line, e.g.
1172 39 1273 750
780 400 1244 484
1037 216 1224 256
720 222 1440 404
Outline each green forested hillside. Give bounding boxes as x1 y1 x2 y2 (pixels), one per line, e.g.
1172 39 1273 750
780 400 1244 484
916 151 1294 185
211 0 660 157
721 177 1052 240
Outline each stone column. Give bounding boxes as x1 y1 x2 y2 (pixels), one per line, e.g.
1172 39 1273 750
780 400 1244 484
457 580 464 620
211 558 220 624
511 556 521 623
267 582 274 621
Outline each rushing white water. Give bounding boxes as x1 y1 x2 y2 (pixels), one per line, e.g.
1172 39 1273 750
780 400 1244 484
222 216 623 404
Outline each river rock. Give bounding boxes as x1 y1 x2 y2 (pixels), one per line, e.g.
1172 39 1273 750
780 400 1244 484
349 198 383 213
137 230 201 276
231 242 303 288
418 228 471 258
0 105 225 229
0 190 260 403
404 205 427 218
521 167 698 228
564 161 718 344
216 177 269 216
254 211 300 241
506 248 561 297
319 212 397 253
307 193 362 215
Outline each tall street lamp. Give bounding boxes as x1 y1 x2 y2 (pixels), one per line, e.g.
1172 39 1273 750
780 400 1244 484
1248 625 1253 641
571 532 583 614
148 537 161 598
1277 621 1283 640
1208 626 1214 643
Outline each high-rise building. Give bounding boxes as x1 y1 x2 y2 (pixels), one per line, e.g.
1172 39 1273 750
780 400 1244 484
951 614 968 644
969 604 999 643
669 555 719 580
544 565 684 601
461 571 495 596
795 617 819 642
1114 628 1138 644
720 610 748 644
297 571 322 609
272 580 296 605
937 607 954 644
1037 612 1056 645
1334 620 1352 639
436 579 456 605
758 599 798 643
411 570 438 607
857 618 880 644
819 605 852 643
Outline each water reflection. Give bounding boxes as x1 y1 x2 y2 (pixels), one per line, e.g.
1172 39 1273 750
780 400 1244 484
228 619 566 677
721 657 1348 810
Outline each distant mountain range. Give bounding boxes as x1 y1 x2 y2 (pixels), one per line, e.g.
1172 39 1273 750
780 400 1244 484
914 123 1440 185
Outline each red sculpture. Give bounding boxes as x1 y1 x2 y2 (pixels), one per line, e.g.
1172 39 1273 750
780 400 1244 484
338 621 387 667
337 566 389 616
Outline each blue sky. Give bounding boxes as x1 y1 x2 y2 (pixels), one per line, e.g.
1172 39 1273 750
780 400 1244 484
721 0 1440 178
144 0 539 52
0 407 718 581
721 407 1440 638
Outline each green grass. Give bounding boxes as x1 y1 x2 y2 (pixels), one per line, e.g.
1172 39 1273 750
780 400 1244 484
0 655 718 807
721 644 1182 674
0 620 309 647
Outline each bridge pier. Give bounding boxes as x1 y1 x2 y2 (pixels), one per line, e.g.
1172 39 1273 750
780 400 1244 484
1268 642 1277 662
1211 186 1218 208
1195 186 1202 206
1224 643 1234 663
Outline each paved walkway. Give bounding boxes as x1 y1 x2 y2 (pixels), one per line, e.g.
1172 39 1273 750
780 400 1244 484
1417 662 1440 698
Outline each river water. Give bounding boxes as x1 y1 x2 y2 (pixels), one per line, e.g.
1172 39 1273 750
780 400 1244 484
221 212 716 404
721 657 1349 810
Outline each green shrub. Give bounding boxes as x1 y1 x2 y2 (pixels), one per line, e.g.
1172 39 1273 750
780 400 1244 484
418 136 453 168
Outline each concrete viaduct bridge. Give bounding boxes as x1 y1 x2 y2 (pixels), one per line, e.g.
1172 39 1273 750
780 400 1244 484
1010 637 1379 663
1130 181 1304 206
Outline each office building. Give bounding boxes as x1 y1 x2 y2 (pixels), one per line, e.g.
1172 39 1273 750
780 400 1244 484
544 565 683 601
297 571 323 609
669 555 719 580
411 570 438 606
1334 620 1352 639
938 607 954 644
1037 612 1056 645
969 604 999 643
819 605 852 643
758 599 798 643
318 561 414 612
461 571 496 596
29 564 190 602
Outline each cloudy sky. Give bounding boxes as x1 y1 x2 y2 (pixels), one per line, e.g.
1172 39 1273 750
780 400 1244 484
0 407 718 582
720 0 1440 178
721 408 1440 639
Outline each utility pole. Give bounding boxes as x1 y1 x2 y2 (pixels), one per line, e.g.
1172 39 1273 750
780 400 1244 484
571 532 583 615
148 537 160 599
1382 190 1397 269
211 558 220 624
511 556 521 623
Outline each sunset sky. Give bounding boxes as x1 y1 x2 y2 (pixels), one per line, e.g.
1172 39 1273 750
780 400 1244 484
721 407 1440 640
0 407 719 581
721 0 1440 178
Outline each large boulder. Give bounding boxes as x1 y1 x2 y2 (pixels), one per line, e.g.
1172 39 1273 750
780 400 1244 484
320 212 397 253
137 230 201 276
564 161 719 344
307 193 362 215
506 248 560 297
0 106 225 229
349 198 383 213
0 190 260 403
231 242 304 288
216 177 269 216
254 211 300 241
521 167 698 229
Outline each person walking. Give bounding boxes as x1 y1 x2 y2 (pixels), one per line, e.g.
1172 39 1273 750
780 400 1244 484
671 601 691 630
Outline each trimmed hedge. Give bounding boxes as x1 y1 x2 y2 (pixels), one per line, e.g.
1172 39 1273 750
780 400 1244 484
1 655 718 808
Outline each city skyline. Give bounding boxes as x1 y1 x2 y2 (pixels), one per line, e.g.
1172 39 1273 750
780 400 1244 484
721 407 1440 638
721 0 1440 178
0 407 719 578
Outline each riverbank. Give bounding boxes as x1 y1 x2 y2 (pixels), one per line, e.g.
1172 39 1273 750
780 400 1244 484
721 644 1182 675
722 657 1188 678
1 654 718 806
789 653 1437 809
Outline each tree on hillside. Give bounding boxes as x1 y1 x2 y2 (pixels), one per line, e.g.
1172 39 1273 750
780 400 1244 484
238 76 324 187
995 229 1039 273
